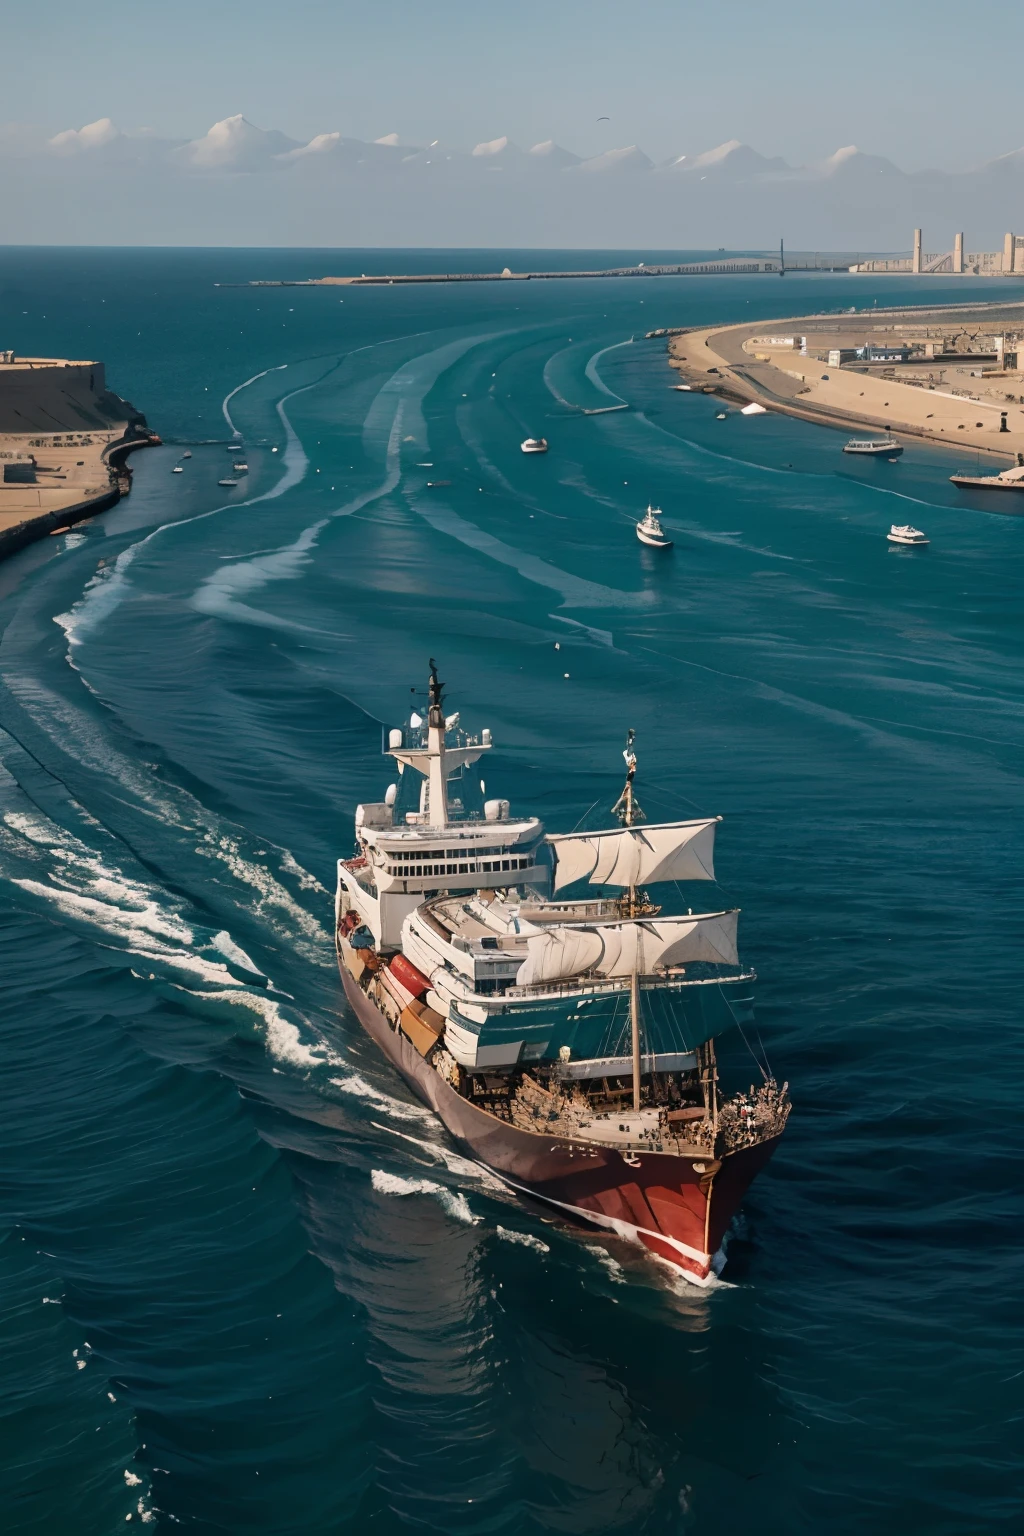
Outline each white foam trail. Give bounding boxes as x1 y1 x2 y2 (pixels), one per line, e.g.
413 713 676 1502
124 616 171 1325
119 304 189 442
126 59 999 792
55 371 313 648
586 1244 627 1283
408 491 639 610
192 405 404 624
368 1121 507 1192
13 879 195 945
330 1071 436 1124
496 1226 550 1254
542 347 576 410
585 339 631 403
279 850 326 894
222 365 287 436
371 1168 480 1226
211 930 266 976
2 679 331 961
549 614 617 648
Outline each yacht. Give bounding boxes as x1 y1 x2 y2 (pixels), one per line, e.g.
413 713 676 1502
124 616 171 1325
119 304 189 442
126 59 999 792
182 451 192 459
233 462 248 472
844 436 903 457
887 524 929 545
520 438 549 454
950 459 1024 492
636 506 673 549
218 478 239 488
172 466 183 474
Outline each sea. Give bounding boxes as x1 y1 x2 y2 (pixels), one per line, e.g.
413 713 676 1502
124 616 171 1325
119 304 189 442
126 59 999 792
1 248 1022 1535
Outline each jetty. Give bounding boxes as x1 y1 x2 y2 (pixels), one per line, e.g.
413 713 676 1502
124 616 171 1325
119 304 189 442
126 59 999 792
0 354 157 560
226 253 859 290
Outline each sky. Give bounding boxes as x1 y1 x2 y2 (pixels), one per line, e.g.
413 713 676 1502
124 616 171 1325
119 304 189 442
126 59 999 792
5 0 1024 170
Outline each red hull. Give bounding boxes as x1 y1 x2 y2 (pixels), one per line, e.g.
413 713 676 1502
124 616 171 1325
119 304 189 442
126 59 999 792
339 954 781 1283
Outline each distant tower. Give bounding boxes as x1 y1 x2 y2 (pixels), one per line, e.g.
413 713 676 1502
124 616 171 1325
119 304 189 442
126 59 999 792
913 228 922 274
1004 232 1016 274
953 232 964 274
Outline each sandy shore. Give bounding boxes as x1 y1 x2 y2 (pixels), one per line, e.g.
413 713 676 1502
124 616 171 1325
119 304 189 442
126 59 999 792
0 357 156 559
665 300 1024 460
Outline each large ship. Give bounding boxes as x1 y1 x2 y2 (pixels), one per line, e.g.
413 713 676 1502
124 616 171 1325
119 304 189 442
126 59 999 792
336 663 790 1284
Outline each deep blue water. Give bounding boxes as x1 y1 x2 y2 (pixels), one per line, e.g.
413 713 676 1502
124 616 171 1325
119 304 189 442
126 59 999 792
1 249 1023 1534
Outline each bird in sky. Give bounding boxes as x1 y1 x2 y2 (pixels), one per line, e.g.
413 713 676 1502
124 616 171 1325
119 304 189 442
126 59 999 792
597 116 610 122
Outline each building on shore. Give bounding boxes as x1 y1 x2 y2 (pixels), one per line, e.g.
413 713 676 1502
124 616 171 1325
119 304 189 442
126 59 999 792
0 353 154 560
851 229 1024 276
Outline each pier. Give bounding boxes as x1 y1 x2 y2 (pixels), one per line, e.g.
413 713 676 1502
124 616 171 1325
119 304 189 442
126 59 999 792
229 253 861 291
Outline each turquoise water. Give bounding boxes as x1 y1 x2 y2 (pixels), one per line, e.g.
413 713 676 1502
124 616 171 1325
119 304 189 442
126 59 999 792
2 248 1023 1534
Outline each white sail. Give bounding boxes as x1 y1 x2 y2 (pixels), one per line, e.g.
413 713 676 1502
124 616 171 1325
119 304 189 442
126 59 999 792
515 926 605 988
548 819 718 892
515 910 739 986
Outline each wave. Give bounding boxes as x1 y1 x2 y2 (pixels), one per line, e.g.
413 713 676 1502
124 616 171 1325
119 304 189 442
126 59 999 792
0 681 332 961
585 1244 627 1283
407 489 641 610
191 405 404 625
222 364 288 436
330 1071 436 1125
495 1226 550 1254
370 1168 480 1226
585 339 632 404
54 367 316 650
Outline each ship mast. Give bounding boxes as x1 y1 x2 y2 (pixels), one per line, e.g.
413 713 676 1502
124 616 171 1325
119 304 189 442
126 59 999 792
613 729 645 1112
425 658 449 827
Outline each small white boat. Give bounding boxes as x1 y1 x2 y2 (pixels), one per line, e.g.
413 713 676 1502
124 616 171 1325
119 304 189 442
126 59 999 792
218 478 239 488
672 384 692 392
636 506 673 549
172 466 183 474
520 437 548 454
844 436 903 457
182 451 192 460
715 412 728 420
887 524 929 545
233 462 248 472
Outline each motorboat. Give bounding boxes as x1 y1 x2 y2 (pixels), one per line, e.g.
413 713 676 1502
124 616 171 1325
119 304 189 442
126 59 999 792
950 459 1024 492
182 451 192 459
233 462 248 472
218 478 239 488
844 436 903 457
887 524 929 545
636 506 673 549
715 412 728 420
172 466 183 474
520 438 549 454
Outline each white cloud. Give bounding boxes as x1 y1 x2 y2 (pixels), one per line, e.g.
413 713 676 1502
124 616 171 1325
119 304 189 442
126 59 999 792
48 118 119 155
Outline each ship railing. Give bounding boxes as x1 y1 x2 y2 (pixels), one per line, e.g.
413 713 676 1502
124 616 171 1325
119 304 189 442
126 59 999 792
505 967 755 999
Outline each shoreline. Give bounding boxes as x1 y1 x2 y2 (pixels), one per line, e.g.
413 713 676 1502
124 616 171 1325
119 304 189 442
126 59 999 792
0 354 158 562
661 298 1024 460
0 429 159 563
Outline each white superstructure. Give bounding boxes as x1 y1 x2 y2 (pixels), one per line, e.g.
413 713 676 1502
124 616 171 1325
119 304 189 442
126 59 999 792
337 661 545 946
